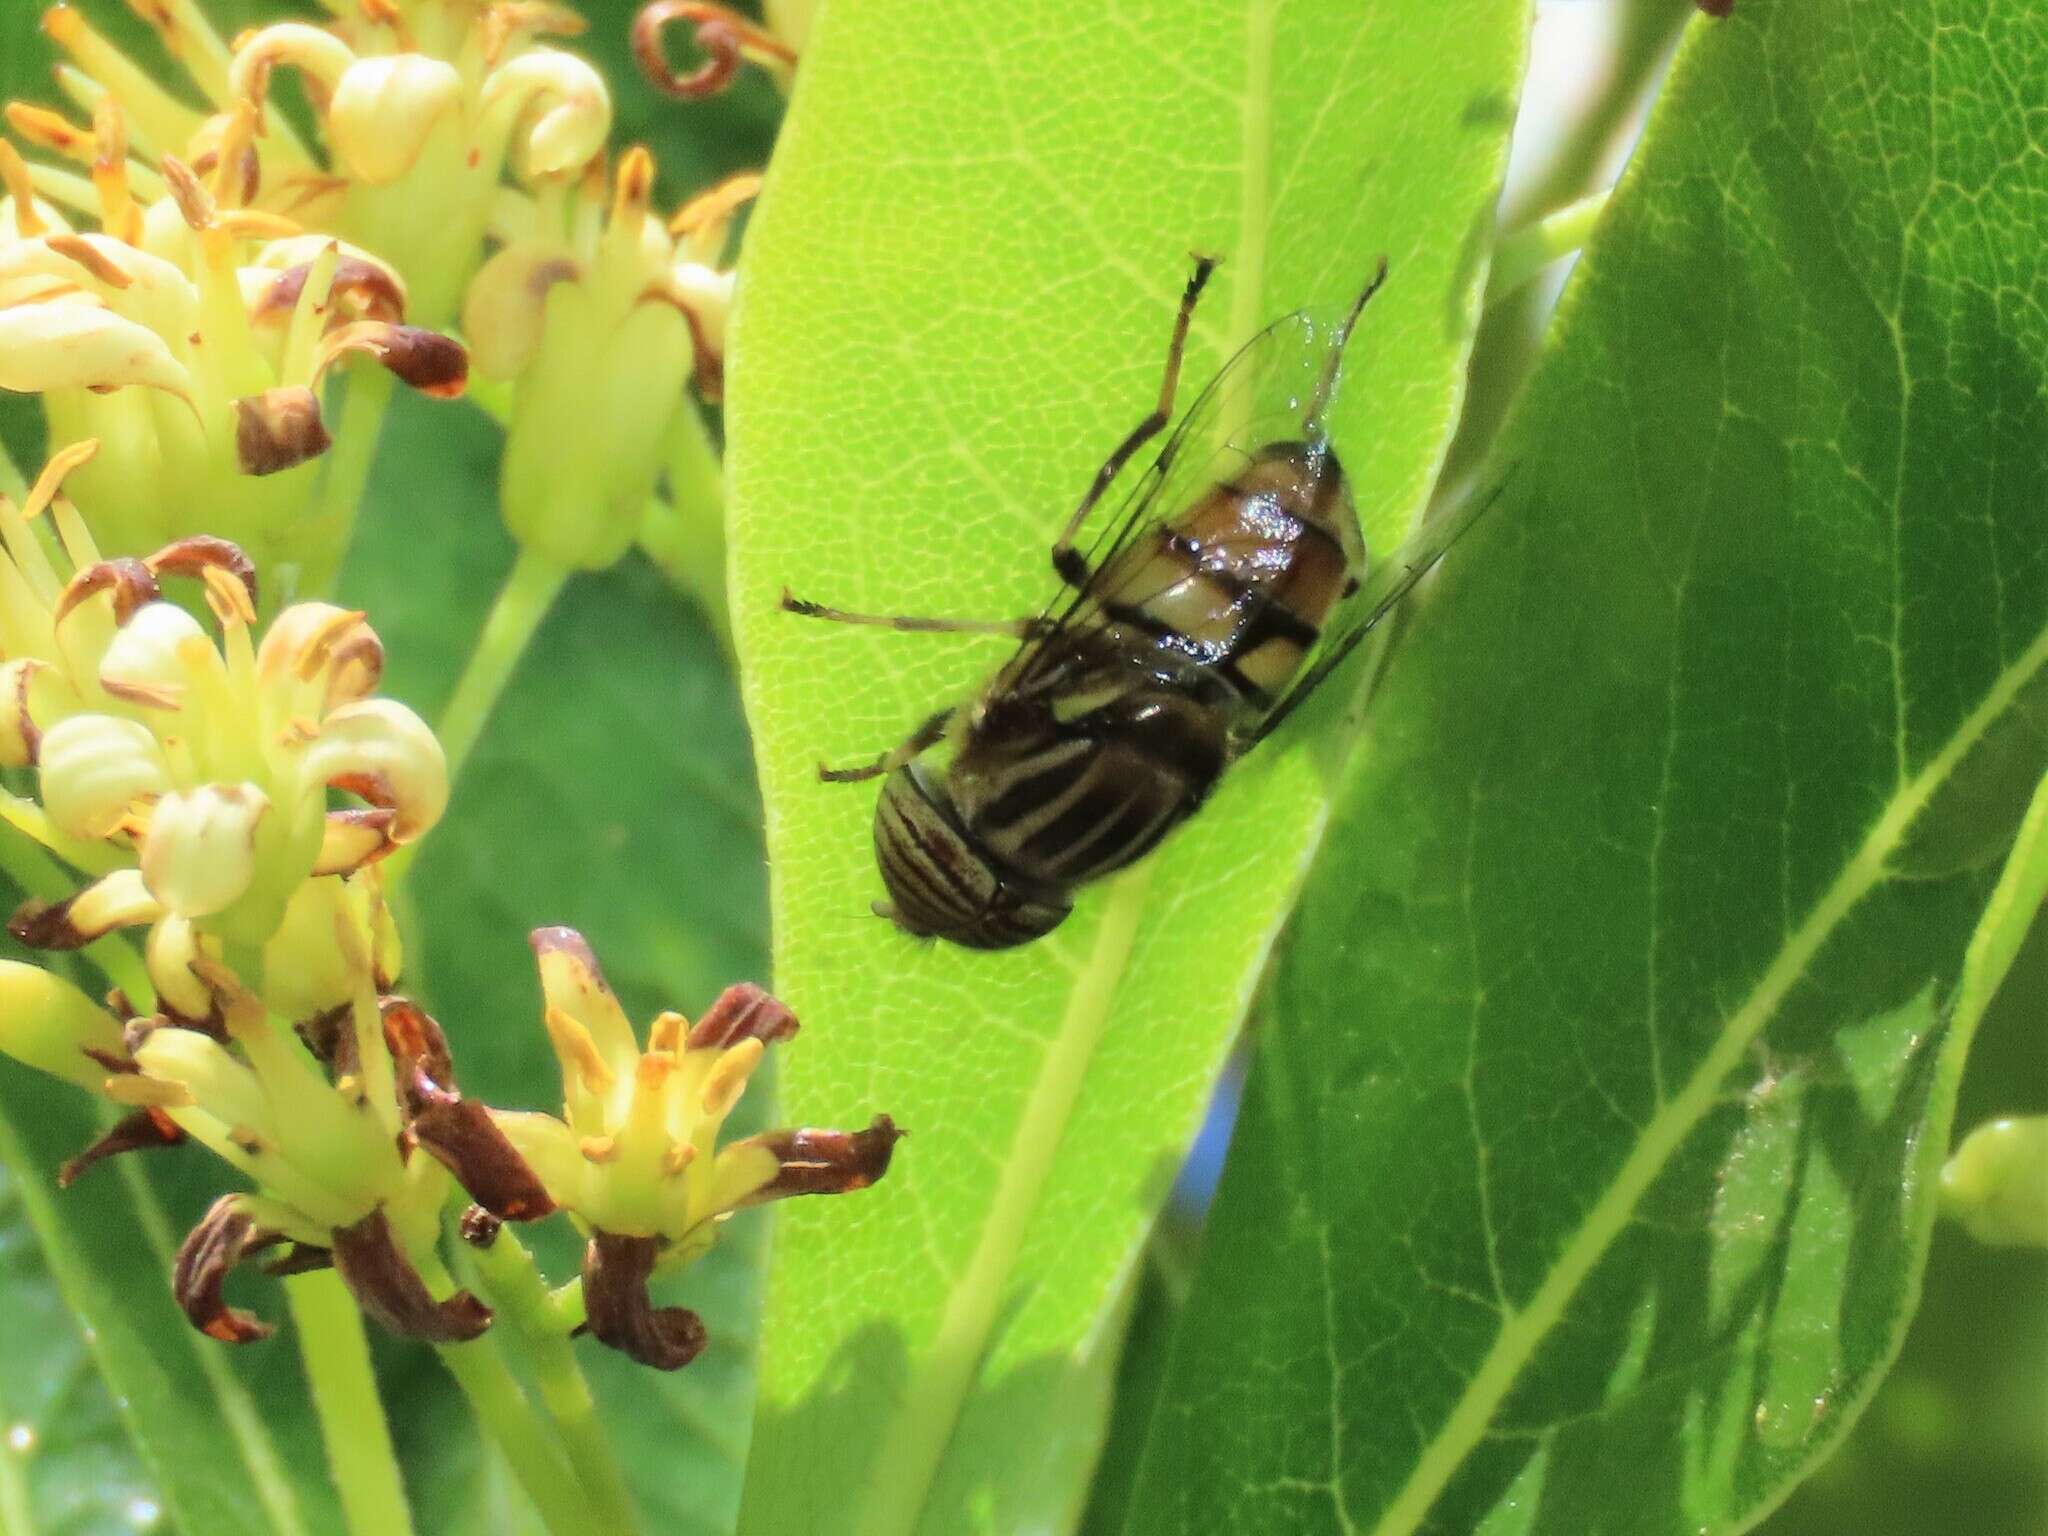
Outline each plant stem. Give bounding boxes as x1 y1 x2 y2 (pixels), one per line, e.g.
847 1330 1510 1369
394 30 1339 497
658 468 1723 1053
462 1224 643 1536
434 1332 601 1536
1445 0 1697 483
435 545 571 785
1484 193 1611 309
636 405 732 660
298 367 397 601
285 1269 416 1536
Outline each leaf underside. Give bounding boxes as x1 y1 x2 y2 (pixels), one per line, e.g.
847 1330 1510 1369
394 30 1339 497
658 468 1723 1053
1125 2 2048 1533
726 1 1528 1531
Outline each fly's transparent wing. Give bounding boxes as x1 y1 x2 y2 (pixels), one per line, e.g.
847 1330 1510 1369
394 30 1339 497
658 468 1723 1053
1015 301 1368 696
1245 469 1513 747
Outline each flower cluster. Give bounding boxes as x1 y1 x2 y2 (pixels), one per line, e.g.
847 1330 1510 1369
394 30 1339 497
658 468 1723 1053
1 94 468 592
0 449 894 1366
2 443 445 1013
0 0 888 1394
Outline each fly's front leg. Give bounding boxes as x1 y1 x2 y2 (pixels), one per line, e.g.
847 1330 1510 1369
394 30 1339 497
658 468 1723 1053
781 589 1045 639
819 706 955 784
1050 254 1218 588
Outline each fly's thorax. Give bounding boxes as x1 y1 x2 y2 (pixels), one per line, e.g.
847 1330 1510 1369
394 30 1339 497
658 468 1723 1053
871 760 1071 950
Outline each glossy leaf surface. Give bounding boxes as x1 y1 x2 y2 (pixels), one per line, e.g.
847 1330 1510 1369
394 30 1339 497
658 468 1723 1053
725 1 1528 1529
1125 2 2048 1532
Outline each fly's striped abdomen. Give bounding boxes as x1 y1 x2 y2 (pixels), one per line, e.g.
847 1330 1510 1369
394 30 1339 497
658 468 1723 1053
951 639 1229 894
1087 440 1362 737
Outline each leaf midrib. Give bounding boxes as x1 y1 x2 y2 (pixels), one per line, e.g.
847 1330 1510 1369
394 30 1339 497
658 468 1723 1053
1361 615 2048 1536
846 5 1281 1528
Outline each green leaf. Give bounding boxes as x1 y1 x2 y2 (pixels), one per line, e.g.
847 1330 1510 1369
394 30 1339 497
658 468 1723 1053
0 1138 162 1536
0 1064 326 1536
341 393 771 1535
725 2 1527 1529
1763 913 2048 1534
1123 1 2048 1531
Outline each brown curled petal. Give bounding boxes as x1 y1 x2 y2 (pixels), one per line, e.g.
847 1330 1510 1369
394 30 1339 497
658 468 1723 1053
314 807 397 874
173 1196 274 1343
1696 0 1733 13
331 1207 492 1343
737 1115 903 1206
632 1 739 97
233 386 330 474
143 536 259 612
382 997 555 1219
584 1232 707 1370
52 557 160 629
685 983 799 1052
11 895 104 952
406 1092 558 1221
314 321 467 398
380 996 455 1090
631 2 792 99
57 1106 184 1186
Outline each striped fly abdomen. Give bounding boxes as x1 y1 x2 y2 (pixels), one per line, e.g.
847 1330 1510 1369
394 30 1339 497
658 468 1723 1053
1087 439 1363 740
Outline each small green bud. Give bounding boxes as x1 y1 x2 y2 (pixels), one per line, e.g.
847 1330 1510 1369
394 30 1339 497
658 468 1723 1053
1941 1116 2048 1248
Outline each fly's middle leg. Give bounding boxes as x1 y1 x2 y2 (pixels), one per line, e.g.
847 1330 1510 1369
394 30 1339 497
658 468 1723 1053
1050 253 1218 588
782 589 1046 639
818 705 955 784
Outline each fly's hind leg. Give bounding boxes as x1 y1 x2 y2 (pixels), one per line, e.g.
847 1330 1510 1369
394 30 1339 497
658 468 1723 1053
781 589 1045 639
1049 253 1218 588
819 705 954 784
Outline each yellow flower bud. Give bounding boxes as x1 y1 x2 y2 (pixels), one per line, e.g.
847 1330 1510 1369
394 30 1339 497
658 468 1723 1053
329 56 464 185
140 783 271 919
38 713 169 839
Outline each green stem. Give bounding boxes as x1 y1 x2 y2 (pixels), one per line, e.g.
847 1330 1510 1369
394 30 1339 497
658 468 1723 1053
548 1278 588 1333
435 545 570 786
1484 193 1611 309
1445 0 1697 484
636 406 732 660
297 367 398 602
0 432 26 498
284 1270 416 1536
462 1224 643 1536
434 1332 601 1536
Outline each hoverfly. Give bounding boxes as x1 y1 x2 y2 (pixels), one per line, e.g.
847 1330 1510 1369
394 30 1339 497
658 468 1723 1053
784 254 1484 949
